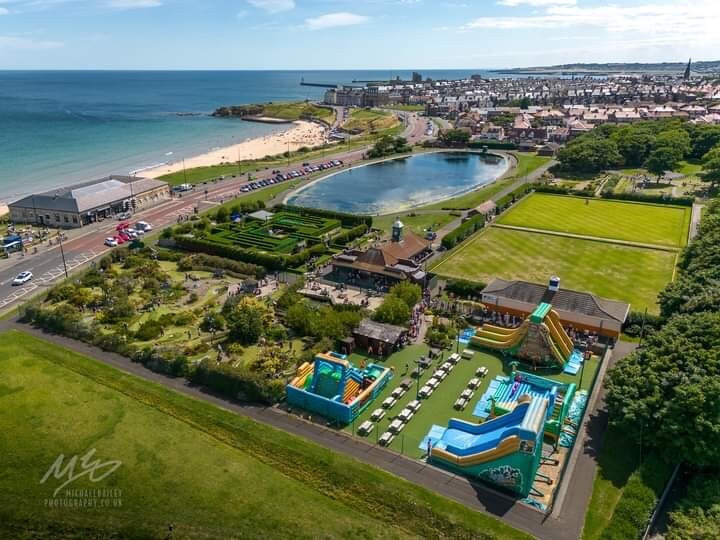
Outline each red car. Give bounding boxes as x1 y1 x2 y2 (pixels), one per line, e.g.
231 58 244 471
114 235 126 244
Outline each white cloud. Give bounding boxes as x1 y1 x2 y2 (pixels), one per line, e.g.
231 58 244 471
0 35 63 49
0 7 8 14
107 0 161 8
462 0 720 43
247 0 294 13
498 0 576 6
305 12 369 31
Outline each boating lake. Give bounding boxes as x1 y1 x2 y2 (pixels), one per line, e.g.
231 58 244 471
286 151 509 215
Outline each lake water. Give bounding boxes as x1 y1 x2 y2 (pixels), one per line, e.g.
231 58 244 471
286 152 509 215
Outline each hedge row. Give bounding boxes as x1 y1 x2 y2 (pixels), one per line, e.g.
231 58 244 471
190 358 285 404
533 184 596 198
441 214 485 250
444 278 487 299
331 223 368 246
495 183 536 210
272 204 373 228
177 253 266 279
174 234 327 271
600 455 671 540
600 191 694 207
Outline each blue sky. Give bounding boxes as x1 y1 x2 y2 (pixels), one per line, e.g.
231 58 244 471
0 0 718 69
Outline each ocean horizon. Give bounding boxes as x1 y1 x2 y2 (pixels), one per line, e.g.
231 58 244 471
0 69 494 204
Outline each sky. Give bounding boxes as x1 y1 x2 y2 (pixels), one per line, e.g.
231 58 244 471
0 0 718 69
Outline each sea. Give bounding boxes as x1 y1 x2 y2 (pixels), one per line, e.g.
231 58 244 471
0 69 492 203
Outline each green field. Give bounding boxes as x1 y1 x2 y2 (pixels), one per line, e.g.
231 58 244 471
261 102 334 121
373 211 456 235
432 227 676 312
496 194 691 247
0 330 529 539
344 344 599 457
343 109 400 133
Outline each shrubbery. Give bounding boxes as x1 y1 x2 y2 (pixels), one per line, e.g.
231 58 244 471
441 214 485 250
177 253 265 279
445 278 486 299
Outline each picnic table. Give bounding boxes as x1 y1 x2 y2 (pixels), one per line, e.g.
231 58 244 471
358 420 374 435
382 397 397 409
389 419 404 433
407 400 422 412
419 385 433 398
467 377 481 389
370 408 385 421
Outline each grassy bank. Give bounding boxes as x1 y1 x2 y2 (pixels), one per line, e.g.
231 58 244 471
0 330 529 540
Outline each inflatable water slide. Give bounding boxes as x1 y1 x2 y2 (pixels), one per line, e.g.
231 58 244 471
471 302 575 369
429 394 549 497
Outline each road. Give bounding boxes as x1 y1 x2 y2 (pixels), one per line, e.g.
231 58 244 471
0 111 428 313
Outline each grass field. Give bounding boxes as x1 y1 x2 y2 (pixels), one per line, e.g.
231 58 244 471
342 109 400 133
344 344 599 457
0 330 529 539
432 227 676 312
261 102 334 121
496 194 691 248
373 211 456 235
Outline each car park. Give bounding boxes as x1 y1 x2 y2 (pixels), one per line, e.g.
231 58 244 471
12 271 33 285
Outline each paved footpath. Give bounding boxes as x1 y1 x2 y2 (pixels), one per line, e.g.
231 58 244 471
3 319 638 540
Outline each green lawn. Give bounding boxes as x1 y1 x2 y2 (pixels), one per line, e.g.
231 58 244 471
513 153 552 178
261 102 334 121
496 193 691 248
342 109 400 133
0 330 529 540
373 211 456 235
676 160 703 176
344 344 599 458
431 227 676 313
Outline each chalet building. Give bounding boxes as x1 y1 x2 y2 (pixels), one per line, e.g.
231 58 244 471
481 278 630 339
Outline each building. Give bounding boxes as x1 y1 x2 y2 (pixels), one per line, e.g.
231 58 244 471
352 318 407 357
326 220 433 290
480 277 629 338
9 175 170 228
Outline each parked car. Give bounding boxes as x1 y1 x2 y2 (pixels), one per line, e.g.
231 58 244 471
12 271 33 285
135 221 152 232
117 212 132 221
172 183 193 192
104 237 119 247
114 235 126 245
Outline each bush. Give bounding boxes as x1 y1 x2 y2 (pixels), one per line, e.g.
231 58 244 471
177 253 265 279
445 278 486 299
272 204 372 228
190 359 282 404
441 214 485 250
135 319 163 341
600 191 694 207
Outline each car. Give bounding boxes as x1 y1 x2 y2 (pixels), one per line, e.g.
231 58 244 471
135 221 152 232
117 211 132 221
172 183 193 192
12 271 33 286
104 237 119 247
114 235 126 245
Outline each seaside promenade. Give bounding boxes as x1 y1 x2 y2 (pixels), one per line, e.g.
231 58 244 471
0 112 428 314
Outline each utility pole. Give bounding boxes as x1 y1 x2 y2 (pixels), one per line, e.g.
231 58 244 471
58 234 68 279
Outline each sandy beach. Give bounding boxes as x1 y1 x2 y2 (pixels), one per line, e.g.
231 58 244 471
141 120 327 178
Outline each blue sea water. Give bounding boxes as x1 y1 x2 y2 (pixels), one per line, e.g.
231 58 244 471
287 151 509 215
0 70 488 203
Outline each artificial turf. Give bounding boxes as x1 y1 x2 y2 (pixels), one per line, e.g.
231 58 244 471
496 194 691 248
0 330 530 540
345 343 599 458
431 227 676 313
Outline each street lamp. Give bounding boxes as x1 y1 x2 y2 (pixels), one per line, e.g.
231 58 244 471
58 233 69 279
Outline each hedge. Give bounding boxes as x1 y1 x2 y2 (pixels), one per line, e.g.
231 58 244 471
190 358 285 404
272 204 372 228
331 223 368 246
178 253 266 279
444 278 487 299
441 214 485 250
600 455 671 540
600 191 694 207
533 184 596 198
495 183 536 210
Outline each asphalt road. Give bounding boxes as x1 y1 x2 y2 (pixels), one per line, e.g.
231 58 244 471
0 112 427 313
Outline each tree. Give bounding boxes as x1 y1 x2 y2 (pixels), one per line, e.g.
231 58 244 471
215 207 229 223
224 297 272 345
701 145 720 187
610 126 655 166
556 136 623 173
605 311 720 468
667 476 720 540
439 129 471 147
654 129 692 159
373 294 411 326
388 282 421 309
644 146 680 182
